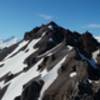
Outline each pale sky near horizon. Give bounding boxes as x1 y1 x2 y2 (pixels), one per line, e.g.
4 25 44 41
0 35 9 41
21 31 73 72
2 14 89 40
0 0 100 39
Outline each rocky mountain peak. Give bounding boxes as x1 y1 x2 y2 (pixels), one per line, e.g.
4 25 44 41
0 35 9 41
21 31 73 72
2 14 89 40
0 22 100 100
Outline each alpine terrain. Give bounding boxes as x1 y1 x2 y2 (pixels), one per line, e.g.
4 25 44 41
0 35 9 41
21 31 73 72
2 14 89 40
0 21 100 100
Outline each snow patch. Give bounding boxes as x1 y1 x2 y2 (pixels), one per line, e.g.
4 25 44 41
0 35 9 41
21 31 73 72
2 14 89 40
42 32 46 37
48 25 53 30
0 81 5 89
69 72 77 78
67 45 73 50
92 49 99 62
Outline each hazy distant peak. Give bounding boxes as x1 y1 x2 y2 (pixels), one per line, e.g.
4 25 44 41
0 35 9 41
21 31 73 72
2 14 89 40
0 36 18 49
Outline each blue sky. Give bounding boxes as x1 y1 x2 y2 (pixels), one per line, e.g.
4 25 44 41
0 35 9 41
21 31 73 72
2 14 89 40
0 0 100 39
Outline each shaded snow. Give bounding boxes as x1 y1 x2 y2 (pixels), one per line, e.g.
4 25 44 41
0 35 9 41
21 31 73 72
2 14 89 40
79 52 97 69
92 49 99 62
42 32 46 37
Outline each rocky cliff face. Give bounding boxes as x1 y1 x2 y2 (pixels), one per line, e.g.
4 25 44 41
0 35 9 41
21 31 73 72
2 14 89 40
0 21 100 100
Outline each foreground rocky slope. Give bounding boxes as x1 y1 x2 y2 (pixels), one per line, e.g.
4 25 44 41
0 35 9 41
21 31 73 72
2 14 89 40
0 21 100 100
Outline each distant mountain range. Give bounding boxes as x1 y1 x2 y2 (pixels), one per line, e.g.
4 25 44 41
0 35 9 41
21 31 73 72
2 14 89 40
0 21 100 100
0 36 18 49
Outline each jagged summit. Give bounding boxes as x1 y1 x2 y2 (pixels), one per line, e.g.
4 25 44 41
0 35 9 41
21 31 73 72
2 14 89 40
0 22 100 100
24 21 59 40
47 21 59 27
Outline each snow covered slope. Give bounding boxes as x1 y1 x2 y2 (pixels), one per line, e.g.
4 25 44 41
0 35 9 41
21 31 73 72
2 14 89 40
0 35 70 100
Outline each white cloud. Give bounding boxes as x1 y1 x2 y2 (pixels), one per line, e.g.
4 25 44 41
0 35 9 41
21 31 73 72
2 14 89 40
87 24 100 28
38 14 54 20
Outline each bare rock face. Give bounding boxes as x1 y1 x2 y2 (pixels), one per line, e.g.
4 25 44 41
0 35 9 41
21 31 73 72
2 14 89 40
65 30 81 47
24 27 41 40
79 32 99 58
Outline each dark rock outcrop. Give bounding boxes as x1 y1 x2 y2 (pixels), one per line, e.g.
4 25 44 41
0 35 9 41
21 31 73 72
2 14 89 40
79 32 99 58
24 27 41 40
21 80 44 100
14 96 21 100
